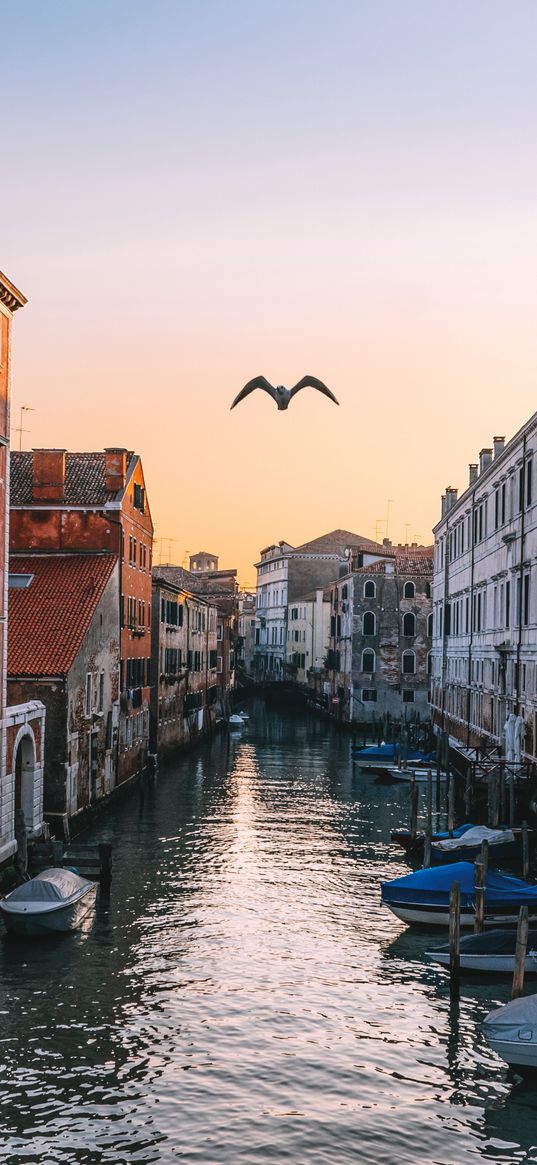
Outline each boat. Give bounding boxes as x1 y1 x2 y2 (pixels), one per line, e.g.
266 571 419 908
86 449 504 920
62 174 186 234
381 860 537 927
238 710 249 721
427 928 537 974
229 713 244 728
0 867 97 937
351 743 435 770
430 824 517 866
483 994 537 1073
390 822 476 858
380 765 447 783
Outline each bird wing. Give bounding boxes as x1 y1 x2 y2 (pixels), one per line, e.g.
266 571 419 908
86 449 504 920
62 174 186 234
288 375 339 405
230 375 276 410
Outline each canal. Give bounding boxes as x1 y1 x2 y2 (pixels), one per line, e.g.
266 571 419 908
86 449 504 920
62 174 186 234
1 702 536 1164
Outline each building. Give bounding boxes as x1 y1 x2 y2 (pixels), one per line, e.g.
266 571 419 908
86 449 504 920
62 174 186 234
236 591 256 682
253 530 382 681
8 553 120 833
0 272 46 865
285 587 330 685
150 576 218 758
325 546 433 723
10 447 154 783
155 555 238 717
430 418 537 762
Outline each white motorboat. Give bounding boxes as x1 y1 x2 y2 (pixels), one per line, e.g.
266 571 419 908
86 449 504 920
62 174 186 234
0 867 97 937
484 994 537 1073
229 713 244 728
380 765 447 783
238 710 249 721
427 928 537 974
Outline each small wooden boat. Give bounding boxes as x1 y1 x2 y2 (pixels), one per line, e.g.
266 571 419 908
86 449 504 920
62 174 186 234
351 743 435 771
391 822 476 858
381 860 537 928
380 765 447 783
0 868 97 937
229 713 245 728
431 825 517 865
484 994 537 1073
427 928 537 974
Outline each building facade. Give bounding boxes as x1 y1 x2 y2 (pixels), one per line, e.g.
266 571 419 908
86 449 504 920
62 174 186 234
8 553 120 832
285 588 330 685
430 418 537 762
10 447 153 784
254 530 382 681
325 548 433 723
150 576 218 758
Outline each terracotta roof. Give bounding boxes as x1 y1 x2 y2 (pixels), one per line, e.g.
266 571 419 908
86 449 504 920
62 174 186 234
8 553 117 676
294 529 381 554
10 451 135 506
357 552 433 576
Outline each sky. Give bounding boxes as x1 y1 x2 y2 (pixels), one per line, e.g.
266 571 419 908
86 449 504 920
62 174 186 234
3 1 537 587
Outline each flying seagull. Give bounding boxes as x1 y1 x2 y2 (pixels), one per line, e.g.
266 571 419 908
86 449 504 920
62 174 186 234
230 375 339 411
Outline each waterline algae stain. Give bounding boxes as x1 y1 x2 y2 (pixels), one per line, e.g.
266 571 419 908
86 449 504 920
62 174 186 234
0 704 534 1163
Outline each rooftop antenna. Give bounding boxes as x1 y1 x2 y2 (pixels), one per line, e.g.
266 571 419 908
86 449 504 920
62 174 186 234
182 548 190 568
375 519 384 543
14 405 35 451
404 523 411 544
385 498 394 539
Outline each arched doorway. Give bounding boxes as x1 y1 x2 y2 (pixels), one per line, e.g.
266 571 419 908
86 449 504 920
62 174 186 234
14 732 36 828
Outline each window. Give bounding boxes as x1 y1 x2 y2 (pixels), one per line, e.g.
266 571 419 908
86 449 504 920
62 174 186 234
98 672 104 712
402 612 415 637
364 580 376 598
85 673 92 717
362 689 377 702
403 582 415 599
527 458 533 507
402 650 416 674
427 613 433 637
402 690 415 703
133 483 145 512
362 649 375 674
362 611 375 635
524 572 530 626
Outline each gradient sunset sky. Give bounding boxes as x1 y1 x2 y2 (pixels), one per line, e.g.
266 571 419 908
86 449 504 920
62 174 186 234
3 1 537 585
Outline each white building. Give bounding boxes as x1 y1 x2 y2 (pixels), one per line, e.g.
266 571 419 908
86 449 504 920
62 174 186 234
285 587 330 684
430 415 537 762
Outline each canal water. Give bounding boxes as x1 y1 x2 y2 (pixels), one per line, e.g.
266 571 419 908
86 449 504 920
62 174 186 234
1 702 537 1164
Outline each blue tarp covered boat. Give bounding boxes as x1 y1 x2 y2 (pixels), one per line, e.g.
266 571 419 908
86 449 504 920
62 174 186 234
352 743 435 769
381 860 537 927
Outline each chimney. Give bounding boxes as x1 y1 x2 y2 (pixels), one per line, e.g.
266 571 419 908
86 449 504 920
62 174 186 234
445 486 458 511
441 493 447 518
493 436 505 460
469 464 478 486
32 449 66 502
479 448 493 475
104 448 127 492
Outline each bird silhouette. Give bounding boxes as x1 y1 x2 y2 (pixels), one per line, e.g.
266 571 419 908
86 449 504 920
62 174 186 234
230 375 339 411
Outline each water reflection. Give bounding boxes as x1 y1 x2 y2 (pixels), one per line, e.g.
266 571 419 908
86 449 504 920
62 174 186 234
1 701 537 1163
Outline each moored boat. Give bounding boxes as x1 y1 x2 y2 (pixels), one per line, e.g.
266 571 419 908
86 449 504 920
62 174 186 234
427 928 537 974
484 994 537 1073
431 825 517 866
381 765 447 783
391 822 476 858
381 860 537 928
352 743 435 770
229 713 245 728
0 868 97 937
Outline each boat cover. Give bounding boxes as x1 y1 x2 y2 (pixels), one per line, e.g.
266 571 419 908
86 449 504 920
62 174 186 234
381 861 537 907
353 744 434 761
433 826 515 853
4 868 90 904
432 929 537 956
484 993 537 1037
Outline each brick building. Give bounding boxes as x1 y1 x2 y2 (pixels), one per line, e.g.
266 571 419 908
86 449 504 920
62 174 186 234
8 553 119 832
0 272 46 864
10 448 153 783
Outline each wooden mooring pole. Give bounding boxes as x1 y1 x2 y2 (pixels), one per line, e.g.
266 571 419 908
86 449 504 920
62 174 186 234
447 774 455 837
512 905 529 1000
410 778 419 840
522 820 530 881
474 859 485 934
449 881 460 1000
423 770 433 869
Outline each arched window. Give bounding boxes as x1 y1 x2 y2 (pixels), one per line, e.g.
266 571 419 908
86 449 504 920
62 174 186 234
362 649 375 674
402 650 416 674
425 581 431 598
403 581 415 599
427 612 433 637
362 611 375 636
427 652 433 675
364 580 376 599
402 612 415 637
